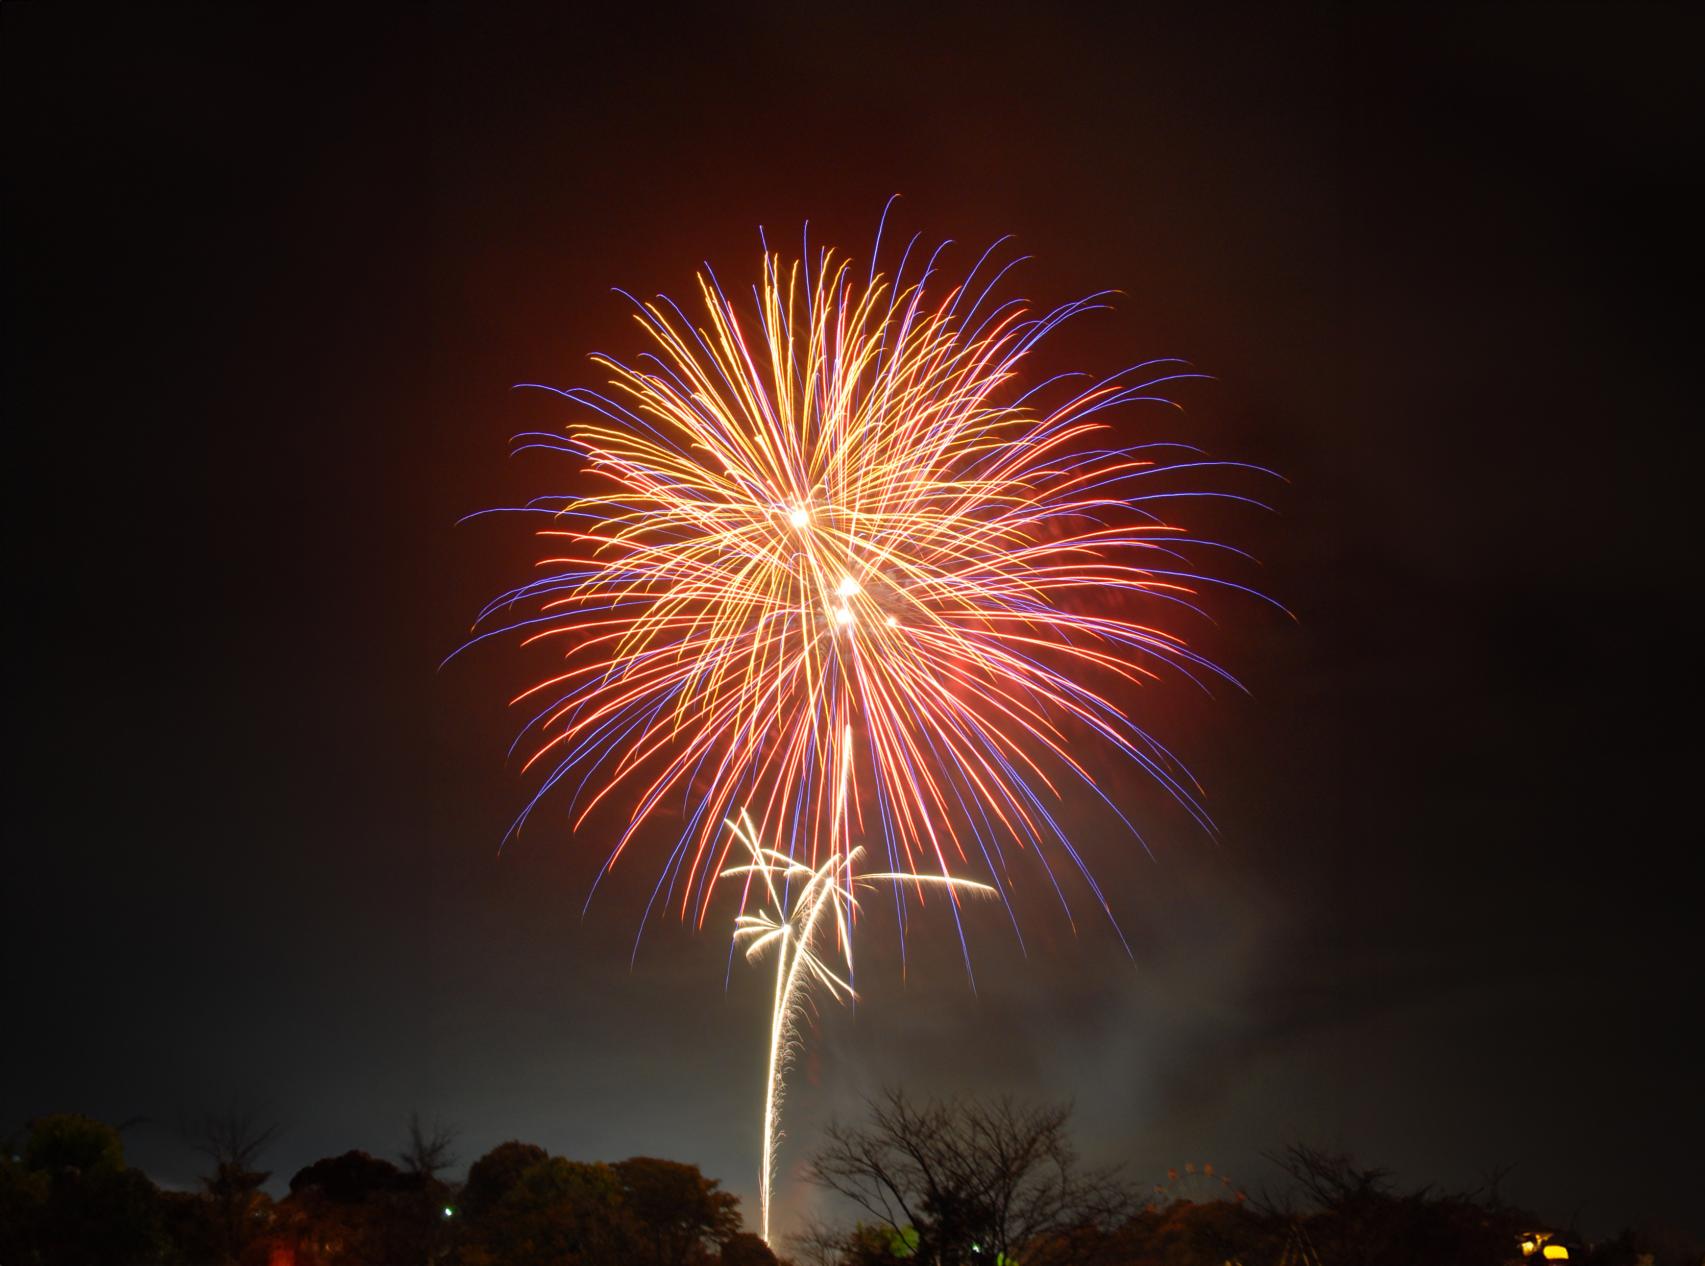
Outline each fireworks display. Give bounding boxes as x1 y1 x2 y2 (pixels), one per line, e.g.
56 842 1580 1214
463 215 1267 1240
469 225 1259 920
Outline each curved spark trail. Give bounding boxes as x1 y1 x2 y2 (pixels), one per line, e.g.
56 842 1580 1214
722 808 993 1243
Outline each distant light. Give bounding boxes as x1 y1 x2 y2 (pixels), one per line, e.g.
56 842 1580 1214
443 1206 455 1218
789 507 809 528
1543 1248 1568 1261
885 614 898 627
837 575 861 597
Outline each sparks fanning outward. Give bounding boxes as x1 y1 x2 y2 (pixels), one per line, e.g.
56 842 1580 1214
459 217 1274 1241
463 223 1269 947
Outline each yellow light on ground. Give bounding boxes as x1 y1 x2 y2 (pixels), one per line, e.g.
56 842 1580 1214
1543 1246 1569 1261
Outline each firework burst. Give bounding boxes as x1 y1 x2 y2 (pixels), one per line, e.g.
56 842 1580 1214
460 214 1271 1240
721 807 993 1242
466 224 1261 934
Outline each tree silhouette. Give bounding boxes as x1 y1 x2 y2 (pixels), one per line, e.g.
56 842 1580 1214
187 1104 278 1264
399 1110 459 1182
461 1139 549 1218
808 1089 1133 1266
613 1156 742 1266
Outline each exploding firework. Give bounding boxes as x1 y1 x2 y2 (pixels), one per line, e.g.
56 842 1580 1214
461 212 1270 1240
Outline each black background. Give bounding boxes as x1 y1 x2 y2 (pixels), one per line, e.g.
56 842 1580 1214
6 2 1701 1242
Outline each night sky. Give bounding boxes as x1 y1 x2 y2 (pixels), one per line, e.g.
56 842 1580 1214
6 3 1701 1246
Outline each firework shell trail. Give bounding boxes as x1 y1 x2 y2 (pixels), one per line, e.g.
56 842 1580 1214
720 809 995 1243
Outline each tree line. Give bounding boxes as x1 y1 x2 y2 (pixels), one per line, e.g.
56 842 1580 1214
0 1109 772 1266
2 1094 1695 1266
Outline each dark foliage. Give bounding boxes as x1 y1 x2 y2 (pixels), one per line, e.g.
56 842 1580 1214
0 1115 168 1266
459 1138 549 1219
289 1150 407 1203
5 1109 1700 1266
613 1156 743 1266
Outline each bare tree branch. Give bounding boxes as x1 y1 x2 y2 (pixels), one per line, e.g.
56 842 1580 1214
398 1109 459 1181
187 1103 278 1177
183 1102 279 1266
806 1088 1133 1266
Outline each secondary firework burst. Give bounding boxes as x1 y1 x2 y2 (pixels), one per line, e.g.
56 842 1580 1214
461 213 1269 1242
721 806 993 1243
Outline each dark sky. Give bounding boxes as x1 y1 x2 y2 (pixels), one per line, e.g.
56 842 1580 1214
6 2 1701 1246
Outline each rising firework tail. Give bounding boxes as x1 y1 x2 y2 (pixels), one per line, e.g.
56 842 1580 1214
721 806 995 1242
